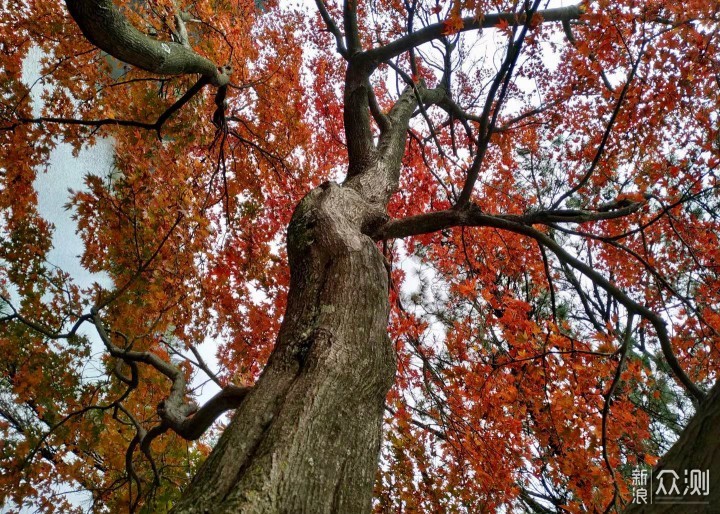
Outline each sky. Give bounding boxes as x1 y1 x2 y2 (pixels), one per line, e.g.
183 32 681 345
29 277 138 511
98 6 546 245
20 47 226 393
9 45 225 513
22 46 115 290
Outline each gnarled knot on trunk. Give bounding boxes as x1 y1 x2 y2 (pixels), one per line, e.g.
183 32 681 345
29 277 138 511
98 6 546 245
289 181 389 258
294 327 335 371
211 64 233 87
158 398 198 421
360 202 390 236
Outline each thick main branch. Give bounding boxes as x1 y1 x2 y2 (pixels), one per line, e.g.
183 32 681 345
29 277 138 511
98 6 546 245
365 5 583 66
345 82 446 205
65 0 231 86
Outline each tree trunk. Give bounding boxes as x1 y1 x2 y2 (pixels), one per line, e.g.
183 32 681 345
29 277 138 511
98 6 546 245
624 383 720 514
171 181 396 513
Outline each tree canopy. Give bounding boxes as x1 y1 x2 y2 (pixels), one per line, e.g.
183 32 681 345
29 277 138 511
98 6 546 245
1 0 720 512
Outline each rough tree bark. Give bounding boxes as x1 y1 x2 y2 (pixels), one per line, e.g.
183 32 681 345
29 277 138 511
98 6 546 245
171 182 396 513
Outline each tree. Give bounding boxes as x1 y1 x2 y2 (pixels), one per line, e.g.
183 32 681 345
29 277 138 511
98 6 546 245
1 0 719 512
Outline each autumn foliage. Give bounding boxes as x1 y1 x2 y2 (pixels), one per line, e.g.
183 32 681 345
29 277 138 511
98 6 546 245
1 0 720 512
